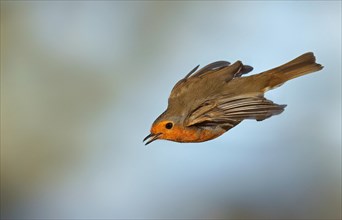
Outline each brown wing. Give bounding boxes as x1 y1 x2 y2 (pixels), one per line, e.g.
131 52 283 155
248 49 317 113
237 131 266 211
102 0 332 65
176 60 253 83
171 61 231 92
185 94 286 130
169 61 253 103
191 61 231 77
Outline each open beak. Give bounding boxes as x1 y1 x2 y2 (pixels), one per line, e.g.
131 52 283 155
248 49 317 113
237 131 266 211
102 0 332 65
143 133 162 145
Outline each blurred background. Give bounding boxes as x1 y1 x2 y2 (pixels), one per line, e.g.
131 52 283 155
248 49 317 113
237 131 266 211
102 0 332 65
1 1 341 219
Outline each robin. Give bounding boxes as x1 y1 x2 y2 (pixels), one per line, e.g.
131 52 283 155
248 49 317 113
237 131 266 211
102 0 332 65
143 52 323 145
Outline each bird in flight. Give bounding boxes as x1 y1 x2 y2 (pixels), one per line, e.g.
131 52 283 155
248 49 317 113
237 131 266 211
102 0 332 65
143 52 323 145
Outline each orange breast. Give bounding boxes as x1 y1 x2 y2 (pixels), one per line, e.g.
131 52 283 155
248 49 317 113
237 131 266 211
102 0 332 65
163 125 225 143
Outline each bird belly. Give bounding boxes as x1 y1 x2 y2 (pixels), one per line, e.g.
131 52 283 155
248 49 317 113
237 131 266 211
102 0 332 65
167 126 226 143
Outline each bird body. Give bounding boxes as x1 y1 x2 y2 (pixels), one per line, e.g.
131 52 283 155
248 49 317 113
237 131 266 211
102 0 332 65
144 52 323 145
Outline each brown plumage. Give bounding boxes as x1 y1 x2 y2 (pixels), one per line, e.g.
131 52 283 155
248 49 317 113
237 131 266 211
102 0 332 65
143 52 323 145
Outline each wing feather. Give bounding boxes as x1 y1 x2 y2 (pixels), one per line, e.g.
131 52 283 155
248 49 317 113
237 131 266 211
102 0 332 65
192 61 231 77
186 95 286 128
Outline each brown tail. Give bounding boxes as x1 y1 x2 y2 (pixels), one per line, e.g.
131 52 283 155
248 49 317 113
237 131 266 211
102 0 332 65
259 52 323 92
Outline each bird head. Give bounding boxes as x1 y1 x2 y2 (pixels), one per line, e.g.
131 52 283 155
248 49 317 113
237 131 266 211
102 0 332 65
143 111 186 145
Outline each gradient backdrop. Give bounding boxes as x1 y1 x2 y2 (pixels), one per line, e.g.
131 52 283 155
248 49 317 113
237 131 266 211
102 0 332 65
1 1 341 219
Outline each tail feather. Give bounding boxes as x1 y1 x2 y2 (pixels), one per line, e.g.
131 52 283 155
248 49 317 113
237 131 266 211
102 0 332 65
260 52 323 92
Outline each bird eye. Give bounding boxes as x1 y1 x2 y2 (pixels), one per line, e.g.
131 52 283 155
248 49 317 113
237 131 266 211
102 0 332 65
165 122 173 129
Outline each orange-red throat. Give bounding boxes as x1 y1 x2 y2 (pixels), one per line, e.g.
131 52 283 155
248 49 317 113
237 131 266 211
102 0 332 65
143 120 225 145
